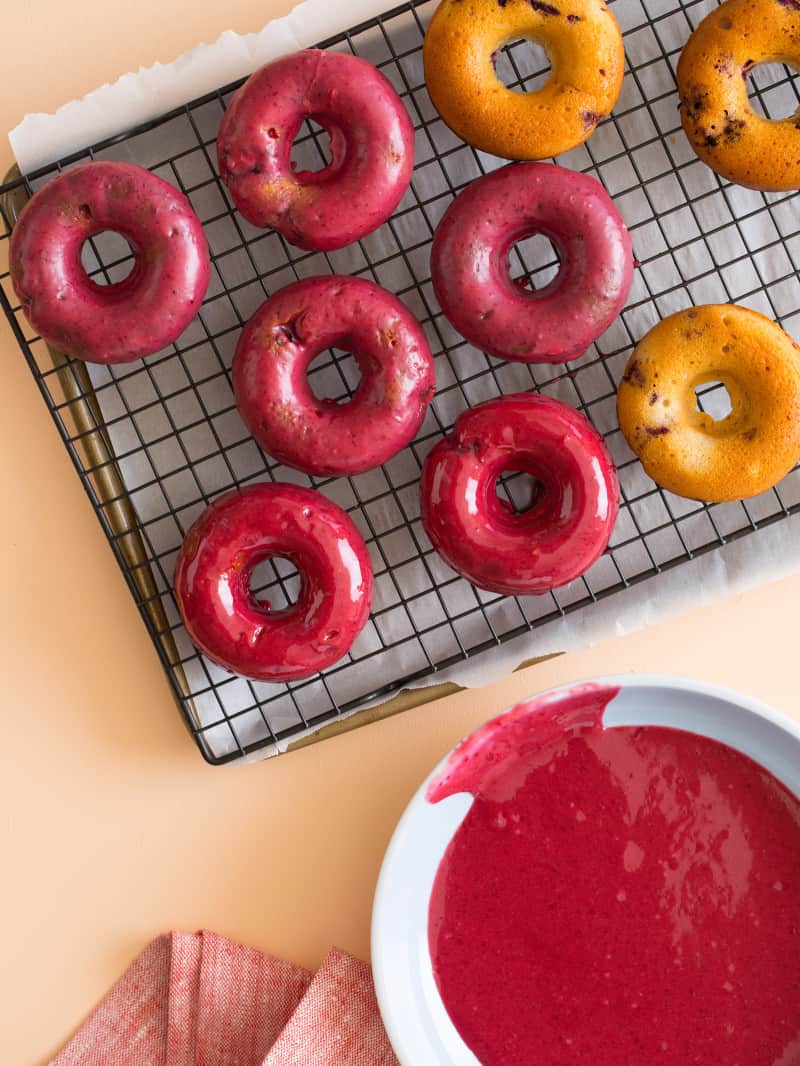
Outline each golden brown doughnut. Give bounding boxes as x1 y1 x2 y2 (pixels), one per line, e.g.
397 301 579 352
617 305 800 502
422 0 625 160
677 0 800 191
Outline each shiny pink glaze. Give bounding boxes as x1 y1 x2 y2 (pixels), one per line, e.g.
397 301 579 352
420 393 619 595
173 482 373 682
428 684 800 1066
9 161 210 364
431 162 633 363
217 49 414 251
233 275 436 477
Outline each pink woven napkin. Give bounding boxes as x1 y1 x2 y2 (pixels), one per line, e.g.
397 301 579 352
51 933 397 1066
52 934 173 1065
264 948 399 1066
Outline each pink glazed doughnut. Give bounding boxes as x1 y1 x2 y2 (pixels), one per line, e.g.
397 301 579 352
233 275 436 477
420 393 619 595
217 49 414 251
174 483 373 682
431 162 633 363
9 161 210 364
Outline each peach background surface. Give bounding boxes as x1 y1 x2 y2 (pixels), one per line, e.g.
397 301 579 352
2 2 800 1062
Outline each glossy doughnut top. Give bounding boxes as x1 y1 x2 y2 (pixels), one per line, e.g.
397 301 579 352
678 0 800 192
233 275 436 477
431 162 633 363
173 482 374 682
217 49 415 250
617 304 800 502
423 0 625 160
420 393 619 594
9 160 210 364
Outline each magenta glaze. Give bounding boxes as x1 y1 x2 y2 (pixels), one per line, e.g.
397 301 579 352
427 682 620 804
420 393 619 595
217 49 414 251
9 161 210 364
173 482 373 682
233 275 436 477
431 162 633 363
428 685 800 1065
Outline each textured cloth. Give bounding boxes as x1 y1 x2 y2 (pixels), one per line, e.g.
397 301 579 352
51 934 396 1066
264 948 399 1066
52 934 172 1065
195 932 313 1065
166 932 202 1064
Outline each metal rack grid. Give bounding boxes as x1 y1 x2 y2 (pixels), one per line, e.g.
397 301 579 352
2 0 800 764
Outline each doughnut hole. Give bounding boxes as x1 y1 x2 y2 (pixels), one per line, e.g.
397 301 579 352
492 38 552 94
307 347 363 405
508 232 561 292
746 61 800 121
249 554 301 612
496 465 548 516
80 229 137 286
693 378 736 435
290 118 337 181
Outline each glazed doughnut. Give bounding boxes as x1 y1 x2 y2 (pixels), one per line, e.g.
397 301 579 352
233 275 436 477
677 0 800 191
423 0 625 160
9 161 210 364
617 305 800 502
217 49 414 250
420 393 619 594
174 483 373 682
431 162 633 363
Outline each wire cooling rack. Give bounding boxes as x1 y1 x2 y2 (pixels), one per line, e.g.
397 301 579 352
2 0 800 764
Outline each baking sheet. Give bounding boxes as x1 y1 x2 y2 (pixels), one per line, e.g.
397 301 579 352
7 0 800 760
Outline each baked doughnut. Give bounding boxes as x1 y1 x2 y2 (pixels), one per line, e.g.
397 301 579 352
617 305 800 502
420 393 619 594
233 275 436 477
423 0 625 160
677 0 800 191
217 49 414 250
9 161 210 364
174 483 373 682
431 162 633 363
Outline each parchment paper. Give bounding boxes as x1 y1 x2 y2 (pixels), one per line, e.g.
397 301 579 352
10 0 387 175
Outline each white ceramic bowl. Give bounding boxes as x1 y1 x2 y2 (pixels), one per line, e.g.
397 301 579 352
371 674 800 1066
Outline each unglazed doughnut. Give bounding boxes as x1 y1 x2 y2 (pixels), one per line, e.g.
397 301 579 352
677 0 800 191
233 275 436 477
423 0 625 160
420 393 619 594
217 49 414 250
174 483 373 682
9 161 210 364
431 162 633 363
617 305 800 502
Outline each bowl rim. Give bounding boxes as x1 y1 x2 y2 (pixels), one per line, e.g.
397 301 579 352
371 672 800 1066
